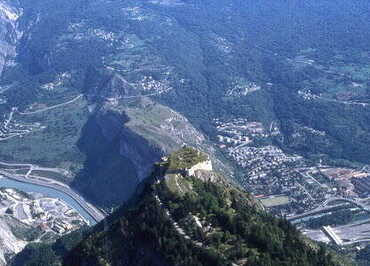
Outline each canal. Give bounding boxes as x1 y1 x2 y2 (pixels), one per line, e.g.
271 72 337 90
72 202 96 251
0 177 96 225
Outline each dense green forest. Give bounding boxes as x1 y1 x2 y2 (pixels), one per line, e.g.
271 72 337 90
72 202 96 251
11 228 89 266
59 149 349 266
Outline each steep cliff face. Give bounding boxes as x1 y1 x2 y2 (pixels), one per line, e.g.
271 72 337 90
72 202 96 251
0 217 27 266
71 99 211 207
0 1 21 76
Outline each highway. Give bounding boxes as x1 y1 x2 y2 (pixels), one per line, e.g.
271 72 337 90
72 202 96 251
0 170 106 224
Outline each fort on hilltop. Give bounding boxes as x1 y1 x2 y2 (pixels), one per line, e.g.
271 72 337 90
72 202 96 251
186 159 213 176
159 146 213 177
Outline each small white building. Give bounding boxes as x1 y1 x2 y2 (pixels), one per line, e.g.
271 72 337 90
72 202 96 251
187 160 213 176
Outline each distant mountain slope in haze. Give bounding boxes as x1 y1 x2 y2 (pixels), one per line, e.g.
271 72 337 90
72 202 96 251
1 0 370 212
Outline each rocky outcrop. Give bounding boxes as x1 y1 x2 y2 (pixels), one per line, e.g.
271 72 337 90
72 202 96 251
96 105 164 182
0 1 22 76
103 74 139 99
0 217 27 266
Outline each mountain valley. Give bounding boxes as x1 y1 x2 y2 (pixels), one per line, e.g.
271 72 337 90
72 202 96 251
0 0 370 265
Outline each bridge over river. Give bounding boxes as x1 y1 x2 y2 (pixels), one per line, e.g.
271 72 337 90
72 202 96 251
287 197 370 221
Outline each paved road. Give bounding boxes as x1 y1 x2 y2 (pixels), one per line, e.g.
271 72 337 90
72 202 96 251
317 96 369 107
17 94 83 115
296 169 324 187
103 87 173 102
288 197 370 221
3 107 14 128
287 203 348 221
0 170 106 223
0 161 70 184
322 197 370 211
0 95 106 223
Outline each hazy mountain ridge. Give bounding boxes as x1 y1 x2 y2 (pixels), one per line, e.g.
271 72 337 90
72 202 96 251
1 0 370 207
0 0 214 208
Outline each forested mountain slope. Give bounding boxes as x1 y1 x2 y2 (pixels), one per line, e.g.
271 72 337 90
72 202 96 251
12 148 351 266
1 1 370 263
62 148 349 266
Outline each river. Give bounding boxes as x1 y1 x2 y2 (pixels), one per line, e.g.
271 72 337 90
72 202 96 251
0 177 96 225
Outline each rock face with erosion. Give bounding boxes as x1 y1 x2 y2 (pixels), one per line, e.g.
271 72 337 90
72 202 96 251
0 1 21 76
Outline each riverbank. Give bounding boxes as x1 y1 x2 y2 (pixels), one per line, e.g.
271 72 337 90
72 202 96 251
0 176 104 225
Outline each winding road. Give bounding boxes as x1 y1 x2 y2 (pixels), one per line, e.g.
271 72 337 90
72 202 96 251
0 94 107 224
16 94 83 115
0 94 84 141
